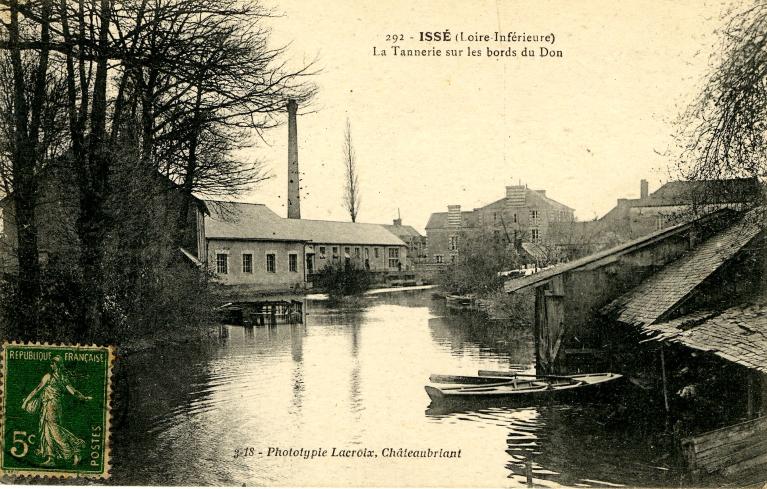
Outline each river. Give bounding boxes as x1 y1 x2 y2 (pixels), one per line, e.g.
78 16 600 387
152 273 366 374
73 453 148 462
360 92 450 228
110 289 679 487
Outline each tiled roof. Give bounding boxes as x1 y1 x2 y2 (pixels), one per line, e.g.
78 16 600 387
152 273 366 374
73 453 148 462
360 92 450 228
604 213 763 327
639 301 767 373
634 177 760 208
383 224 424 239
425 211 479 229
204 201 406 246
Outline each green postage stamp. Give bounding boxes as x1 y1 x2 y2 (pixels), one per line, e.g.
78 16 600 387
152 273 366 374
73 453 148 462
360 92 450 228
0 342 114 479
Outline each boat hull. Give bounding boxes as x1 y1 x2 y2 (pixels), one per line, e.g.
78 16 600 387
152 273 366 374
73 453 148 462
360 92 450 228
425 373 623 403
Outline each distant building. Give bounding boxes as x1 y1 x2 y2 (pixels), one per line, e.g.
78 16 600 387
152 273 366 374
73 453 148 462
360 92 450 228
425 185 574 263
198 201 408 292
383 217 427 265
600 177 762 240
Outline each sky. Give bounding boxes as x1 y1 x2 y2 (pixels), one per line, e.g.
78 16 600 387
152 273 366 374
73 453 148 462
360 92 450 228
238 0 736 232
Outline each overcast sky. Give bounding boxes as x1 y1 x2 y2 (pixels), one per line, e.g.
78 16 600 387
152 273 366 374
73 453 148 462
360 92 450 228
238 0 735 232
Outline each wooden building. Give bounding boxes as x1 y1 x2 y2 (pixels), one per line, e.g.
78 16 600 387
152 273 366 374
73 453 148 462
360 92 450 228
505 206 767 482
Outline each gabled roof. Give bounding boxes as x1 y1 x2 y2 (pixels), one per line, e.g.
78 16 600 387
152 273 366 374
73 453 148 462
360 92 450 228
603 212 763 327
634 177 761 208
639 301 767 373
383 224 423 239
425 211 479 229
204 201 406 246
503 210 734 293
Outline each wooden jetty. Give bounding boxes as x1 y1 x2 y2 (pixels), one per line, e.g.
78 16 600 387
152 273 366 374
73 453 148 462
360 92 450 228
217 297 305 326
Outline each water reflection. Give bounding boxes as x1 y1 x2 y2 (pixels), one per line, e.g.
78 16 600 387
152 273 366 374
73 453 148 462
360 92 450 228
111 290 678 487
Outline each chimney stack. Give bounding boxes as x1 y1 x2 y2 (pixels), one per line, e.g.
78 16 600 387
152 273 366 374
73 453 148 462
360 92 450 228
287 99 300 219
640 179 649 199
393 218 402 226
447 205 462 228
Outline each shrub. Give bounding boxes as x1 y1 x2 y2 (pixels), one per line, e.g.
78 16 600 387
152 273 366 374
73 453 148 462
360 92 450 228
315 261 371 299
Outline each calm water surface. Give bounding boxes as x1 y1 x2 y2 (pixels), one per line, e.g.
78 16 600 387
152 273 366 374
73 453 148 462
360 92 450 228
112 290 678 487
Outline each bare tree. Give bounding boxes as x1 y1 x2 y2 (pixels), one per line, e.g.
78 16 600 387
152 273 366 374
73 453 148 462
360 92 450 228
0 0 316 339
676 2 767 210
342 118 361 222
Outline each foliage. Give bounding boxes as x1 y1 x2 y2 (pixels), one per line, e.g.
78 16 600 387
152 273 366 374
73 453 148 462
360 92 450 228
675 2 767 206
485 289 535 327
0 0 316 341
437 231 523 295
316 261 371 299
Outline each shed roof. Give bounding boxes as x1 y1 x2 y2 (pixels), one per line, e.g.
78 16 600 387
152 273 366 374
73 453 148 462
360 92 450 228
639 301 767 374
604 212 763 327
503 213 718 293
203 201 406 246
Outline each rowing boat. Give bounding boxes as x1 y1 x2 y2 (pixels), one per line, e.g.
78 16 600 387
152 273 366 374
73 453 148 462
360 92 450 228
425 372 623 402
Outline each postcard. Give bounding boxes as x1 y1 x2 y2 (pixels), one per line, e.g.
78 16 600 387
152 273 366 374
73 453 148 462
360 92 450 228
0 0 765 486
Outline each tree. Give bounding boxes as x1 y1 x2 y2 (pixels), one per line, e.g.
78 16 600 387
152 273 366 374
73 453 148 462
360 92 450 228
676 2 767 208
0 0 316 340
342 118 361 222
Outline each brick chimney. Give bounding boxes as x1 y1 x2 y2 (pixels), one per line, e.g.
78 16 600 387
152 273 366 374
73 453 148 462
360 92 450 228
287 99 300 219
640 179 649 199
447 205 462 228
506 185 526 207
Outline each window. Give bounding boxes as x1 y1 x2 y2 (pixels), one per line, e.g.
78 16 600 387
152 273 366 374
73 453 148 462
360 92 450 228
242 253 253 273
529 210 539 226
354 247 360 258
216 254 228 274
449 235 459 251
530 229 539 243
374 247 379 258
513 213 517 223
344 247 350 256
332 246 339 260
364 248 370 259
388 247 400 268
319 246 326 259
266 254 276 273
434 254 444 264
289 253 298 272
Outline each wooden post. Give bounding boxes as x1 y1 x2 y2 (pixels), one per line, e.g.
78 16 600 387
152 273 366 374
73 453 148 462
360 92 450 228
660 347 669 413
525 458 533 487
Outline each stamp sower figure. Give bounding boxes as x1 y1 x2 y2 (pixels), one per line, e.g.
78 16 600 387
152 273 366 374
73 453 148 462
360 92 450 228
21 355 92 467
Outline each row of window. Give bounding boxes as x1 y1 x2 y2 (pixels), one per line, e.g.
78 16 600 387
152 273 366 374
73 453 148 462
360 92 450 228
489 209 569 225
317 246 381 260
216 252 298 275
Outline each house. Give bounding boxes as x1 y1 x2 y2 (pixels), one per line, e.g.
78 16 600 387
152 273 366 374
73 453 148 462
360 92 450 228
198 200 408 292
600 177 762 240
383 217 427 265
425 185 574 264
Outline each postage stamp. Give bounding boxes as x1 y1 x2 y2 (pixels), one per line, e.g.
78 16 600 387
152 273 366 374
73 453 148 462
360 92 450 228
0 342 114 479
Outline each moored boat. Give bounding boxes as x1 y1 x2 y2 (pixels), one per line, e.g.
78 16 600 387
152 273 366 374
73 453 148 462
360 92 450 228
425 372 623 402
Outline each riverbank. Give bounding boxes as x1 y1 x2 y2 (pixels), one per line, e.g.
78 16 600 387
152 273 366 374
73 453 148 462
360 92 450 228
306 284 435 301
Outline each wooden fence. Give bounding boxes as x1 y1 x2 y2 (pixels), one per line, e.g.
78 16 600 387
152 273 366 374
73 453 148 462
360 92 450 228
682 415 767 483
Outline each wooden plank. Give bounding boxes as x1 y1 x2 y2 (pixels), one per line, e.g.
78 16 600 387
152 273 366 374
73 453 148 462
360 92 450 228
685 416 767 454
697 438 767 473
721 451 767 478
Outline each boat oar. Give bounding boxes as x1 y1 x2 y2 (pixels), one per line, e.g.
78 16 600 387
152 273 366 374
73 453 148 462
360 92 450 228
478 370 581 382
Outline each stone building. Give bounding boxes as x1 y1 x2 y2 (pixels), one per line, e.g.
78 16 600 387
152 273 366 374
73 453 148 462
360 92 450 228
383 217 427 265
600 177 761 240
198 200 408 292
425 185 574 263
